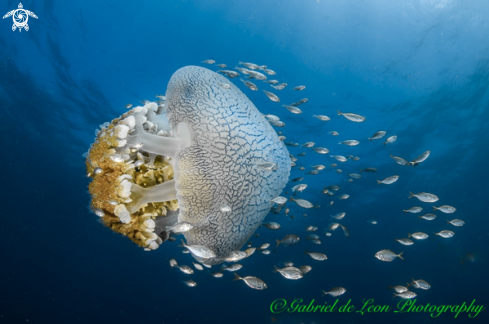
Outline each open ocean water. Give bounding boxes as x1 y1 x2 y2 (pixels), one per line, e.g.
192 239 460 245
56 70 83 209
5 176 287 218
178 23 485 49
0 1 488 323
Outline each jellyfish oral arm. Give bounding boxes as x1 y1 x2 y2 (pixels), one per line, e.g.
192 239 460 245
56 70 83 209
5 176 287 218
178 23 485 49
127 179 178 214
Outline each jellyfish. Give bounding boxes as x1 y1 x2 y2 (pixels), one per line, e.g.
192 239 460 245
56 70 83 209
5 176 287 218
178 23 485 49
85 66 291 265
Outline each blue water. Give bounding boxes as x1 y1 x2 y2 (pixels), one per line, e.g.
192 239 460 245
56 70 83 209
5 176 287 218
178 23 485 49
1 0 488 323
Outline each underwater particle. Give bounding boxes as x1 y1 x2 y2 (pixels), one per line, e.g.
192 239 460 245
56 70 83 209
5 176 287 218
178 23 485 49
377 175 399 185
218 70 240 78
375 249 404 262
384 135 397 145
233 273 268 290
408 232 429 240
369 131 386 141
322 287 346 297
404 207 423 213
390 154 410 166
433 205 456 213
202 59 216 64
263 90 280 102
184 280 197 287
305 250 327 261
276 234 300 247
273 266 303 280
360 167 377 173
337 110 365 122
435 230 455 238
292 85 306 91
409 192 439 203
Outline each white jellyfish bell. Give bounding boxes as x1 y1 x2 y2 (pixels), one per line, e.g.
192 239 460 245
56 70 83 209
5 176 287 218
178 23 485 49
85 66 291 264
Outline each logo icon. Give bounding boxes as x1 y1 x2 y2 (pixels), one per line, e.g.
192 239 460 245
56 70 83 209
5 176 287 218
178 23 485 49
3 3 38 32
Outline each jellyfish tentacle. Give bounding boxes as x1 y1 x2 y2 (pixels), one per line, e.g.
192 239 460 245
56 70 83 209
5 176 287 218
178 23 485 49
127 179 177 214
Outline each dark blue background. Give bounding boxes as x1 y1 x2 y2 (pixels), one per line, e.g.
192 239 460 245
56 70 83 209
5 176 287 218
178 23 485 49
0 0 488 323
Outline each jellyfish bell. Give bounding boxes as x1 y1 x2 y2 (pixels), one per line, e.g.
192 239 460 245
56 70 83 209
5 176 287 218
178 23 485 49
85 66 291 264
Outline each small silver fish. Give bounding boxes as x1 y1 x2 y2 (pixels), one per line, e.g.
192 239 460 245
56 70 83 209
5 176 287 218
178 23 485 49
330 212 346 220
375 249 404 262
271 196 287 204
239 61 260 69
349 173 362 179
271 83 287 90
339 140 359 146
410 151 430 167
125 104 132 109
176 265 194 274
179 240 216 258
263 90 280 102
404 207 423 213
290 177 304 182
369 131 386 141
338 194 349 200
245 247 256 258
408 278 431 290
322 287 346 297
419 213 437 220
166 221 194 233
233 273 268 290
305 250 327 261
276 234 300 247
306 226 318 232
216 63 227 68
390 154 410 166
289 197 314 208
193 262 204 270
313 115 330 121
298 152 306 157
361 167 377 173
210 272 224 278
389 285 408 293
184 280 197 287
202 59 215 64
169 259 178 267
218 83 231 89
377 175 399 185
302 141 315 147
269 120 285 127
307 170 319 175
447 219 465 226
283 261 294 267
313 147 329 154
264 80 279 84
329 131 339 136
408 232 429 240
299 265 312 274
220 204 232 213
221 263 243 271
225 251 248 262
235 66 251 74
433 205 457 213
394 291 417 299
262 222 281 230
265 114 280 121
340 225 350 238
285 142 299 147
435 230 455 238
256 162 279 171
284 105 302 114
396 238 414 245
409 192 439 203
259 243 271 250
331 155 347 162
240 78 258 91
218 70 240 78
292 184 308 192
264 69 276 75
292 85 306 91
306 234 320 240
312 165 325 170
248 70 267 80
290 98 308 106
384 135 397 145
273 266 303 280
337 110 365 122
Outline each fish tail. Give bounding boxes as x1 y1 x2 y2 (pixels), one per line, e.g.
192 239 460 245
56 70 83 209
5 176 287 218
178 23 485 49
273 266 279 273
408 192 414 199
322 290 328 296
275 239 281 248
418 216 422 219
446 220 450 225
360 169 364 173
377 180 381 185
403 210 407 213
289 196 294 202
337 110 342 115
388 285 392 290
433 206 437 211
178 239 186 248
393 293 398 298
406 282 411 288
398 252 404 260
407 233 411 238
369 138 372 141
233 273 241 281
304 249 308 255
